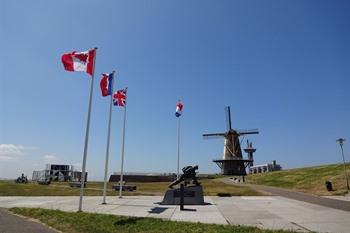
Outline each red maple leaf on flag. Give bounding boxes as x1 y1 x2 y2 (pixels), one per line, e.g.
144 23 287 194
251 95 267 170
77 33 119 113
73 53 88 63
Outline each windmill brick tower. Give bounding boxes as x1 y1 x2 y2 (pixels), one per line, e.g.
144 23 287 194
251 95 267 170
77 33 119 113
203 106 259 176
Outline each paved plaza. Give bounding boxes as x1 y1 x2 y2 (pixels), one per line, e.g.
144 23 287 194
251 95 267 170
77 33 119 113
0 196 350 233
0 207 56 233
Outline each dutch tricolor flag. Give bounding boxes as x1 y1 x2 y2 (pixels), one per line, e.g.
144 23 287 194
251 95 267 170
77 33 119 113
175 101 183 117
100 72 114 97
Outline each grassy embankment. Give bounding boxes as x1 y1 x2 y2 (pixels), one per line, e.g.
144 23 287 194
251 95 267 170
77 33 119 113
10 208 300 233
0 178 263 196
246 163 350 195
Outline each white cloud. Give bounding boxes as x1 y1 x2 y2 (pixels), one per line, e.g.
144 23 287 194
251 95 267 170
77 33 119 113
0 144 34 161
43 154 58 162
0 155 15 161
0 144 39 179
0 144 25 156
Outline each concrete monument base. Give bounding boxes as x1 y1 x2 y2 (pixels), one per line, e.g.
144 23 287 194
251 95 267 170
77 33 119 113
161 185 204 205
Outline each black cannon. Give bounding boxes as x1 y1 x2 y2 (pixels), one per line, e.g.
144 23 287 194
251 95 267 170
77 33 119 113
161 165 204 205
169 165 200 189
15 173 28 184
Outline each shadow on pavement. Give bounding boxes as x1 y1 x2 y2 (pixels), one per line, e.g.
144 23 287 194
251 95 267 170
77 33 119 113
148 207 168 214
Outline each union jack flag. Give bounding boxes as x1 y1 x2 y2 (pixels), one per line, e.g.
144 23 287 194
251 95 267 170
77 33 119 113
113 88 127 107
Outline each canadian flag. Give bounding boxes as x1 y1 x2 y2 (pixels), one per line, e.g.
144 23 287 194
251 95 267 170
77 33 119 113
61 48 96 76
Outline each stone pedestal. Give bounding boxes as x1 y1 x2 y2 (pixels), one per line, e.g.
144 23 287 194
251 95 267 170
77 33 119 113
160 185 204 205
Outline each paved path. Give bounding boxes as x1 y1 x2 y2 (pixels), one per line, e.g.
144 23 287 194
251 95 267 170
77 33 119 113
243 183 350 212
322 195 350 202
0 207 57 233
1 196 350 233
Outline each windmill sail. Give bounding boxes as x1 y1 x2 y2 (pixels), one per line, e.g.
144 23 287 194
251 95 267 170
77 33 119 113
203 133 226 139
225 106 232 130
236 129 259 135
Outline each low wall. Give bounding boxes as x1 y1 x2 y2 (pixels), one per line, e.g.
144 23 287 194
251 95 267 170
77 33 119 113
109 174 176 183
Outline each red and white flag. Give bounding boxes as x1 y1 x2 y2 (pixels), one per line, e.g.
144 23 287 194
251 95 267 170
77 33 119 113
61 48 96 76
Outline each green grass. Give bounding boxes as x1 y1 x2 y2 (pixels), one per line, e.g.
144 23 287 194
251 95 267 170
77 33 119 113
246 163 350 195
10 208 300 233
0 181 116 196
201 179 263 196
0 179 263 196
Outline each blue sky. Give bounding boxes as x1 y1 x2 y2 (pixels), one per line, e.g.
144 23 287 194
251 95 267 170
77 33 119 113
0 0 349 180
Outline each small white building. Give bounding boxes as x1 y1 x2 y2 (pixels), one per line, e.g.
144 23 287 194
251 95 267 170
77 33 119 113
249 160 282 174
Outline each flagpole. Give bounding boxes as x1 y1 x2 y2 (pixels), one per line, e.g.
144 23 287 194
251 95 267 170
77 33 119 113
102 71 115 204
177 116 181 179
78 48 97 212
119 97 127 198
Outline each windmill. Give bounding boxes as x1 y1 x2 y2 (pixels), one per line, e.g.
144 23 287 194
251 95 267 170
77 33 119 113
203 106 259 176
